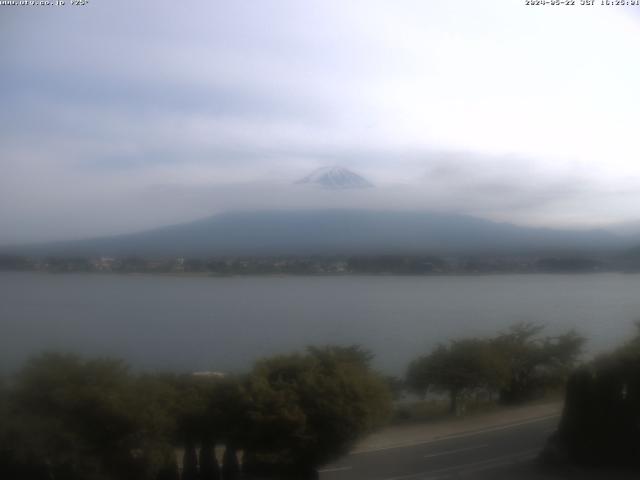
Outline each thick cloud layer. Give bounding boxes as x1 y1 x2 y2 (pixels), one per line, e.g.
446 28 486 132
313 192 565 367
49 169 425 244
2 0 640 244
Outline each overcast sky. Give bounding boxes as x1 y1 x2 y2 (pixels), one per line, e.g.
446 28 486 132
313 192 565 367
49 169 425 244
2 0 640 244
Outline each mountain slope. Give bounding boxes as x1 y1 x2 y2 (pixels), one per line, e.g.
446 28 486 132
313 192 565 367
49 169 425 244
6 210 626 257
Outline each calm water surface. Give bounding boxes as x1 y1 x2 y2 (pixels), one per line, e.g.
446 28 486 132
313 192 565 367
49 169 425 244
1 272 639 375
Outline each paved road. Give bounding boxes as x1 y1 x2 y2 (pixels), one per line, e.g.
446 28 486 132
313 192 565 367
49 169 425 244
319 415 559 480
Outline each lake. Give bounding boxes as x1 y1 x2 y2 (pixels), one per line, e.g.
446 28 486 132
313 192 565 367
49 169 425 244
1 272 639 375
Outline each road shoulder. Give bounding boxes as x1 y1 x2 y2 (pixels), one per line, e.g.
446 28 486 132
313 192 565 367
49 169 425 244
353 401 562 454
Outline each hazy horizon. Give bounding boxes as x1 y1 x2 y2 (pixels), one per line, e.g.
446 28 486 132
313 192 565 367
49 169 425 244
3 1 640 245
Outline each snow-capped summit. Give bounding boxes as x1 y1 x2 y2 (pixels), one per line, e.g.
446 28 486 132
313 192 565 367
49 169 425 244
295 166 373 189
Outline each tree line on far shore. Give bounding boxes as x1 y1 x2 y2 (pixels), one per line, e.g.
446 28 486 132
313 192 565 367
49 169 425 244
0 253 619 276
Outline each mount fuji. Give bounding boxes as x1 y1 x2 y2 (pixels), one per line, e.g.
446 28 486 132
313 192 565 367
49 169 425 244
295 166 373 189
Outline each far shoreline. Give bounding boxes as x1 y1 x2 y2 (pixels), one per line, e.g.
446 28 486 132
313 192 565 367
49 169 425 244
1 269 638 279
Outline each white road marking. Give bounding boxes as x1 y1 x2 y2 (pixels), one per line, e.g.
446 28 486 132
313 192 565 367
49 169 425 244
318 466 353 473
423 443 488 459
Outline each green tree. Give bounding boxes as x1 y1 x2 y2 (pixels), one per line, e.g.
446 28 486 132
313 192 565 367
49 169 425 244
182 441 198 480
199 440 220 480
198 375 250 458
1 353 141 480
495 323 585 403
0 353 186 480
242 345 392 477
222 445 240 479
545 327 640 468
406 339 508 415
152 447 180 480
